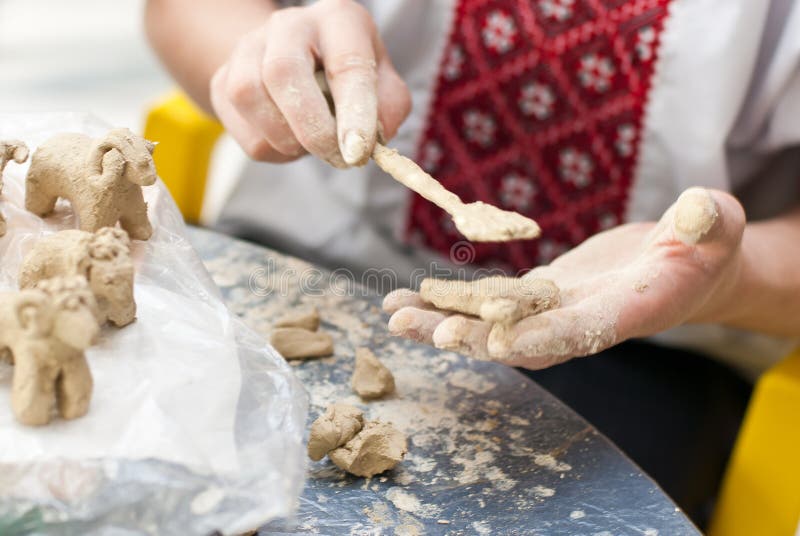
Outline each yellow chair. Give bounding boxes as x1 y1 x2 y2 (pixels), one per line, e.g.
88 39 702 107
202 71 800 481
143 93 800 536
709 349 800 536
143 91 223 224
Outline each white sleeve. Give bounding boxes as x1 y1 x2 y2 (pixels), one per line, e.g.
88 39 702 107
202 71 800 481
728 0 800 152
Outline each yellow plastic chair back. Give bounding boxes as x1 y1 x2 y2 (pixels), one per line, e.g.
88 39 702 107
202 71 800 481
710 349 800 536
143 92 223 223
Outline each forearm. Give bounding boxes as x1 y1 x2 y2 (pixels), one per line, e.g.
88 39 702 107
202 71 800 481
144 0 279 114
720 206 800 336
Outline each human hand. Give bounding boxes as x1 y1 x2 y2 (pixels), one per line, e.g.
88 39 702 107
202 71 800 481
210 0 411 167
384 188 747 369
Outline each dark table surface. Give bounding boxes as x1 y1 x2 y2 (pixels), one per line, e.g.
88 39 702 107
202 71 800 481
189 227 700 536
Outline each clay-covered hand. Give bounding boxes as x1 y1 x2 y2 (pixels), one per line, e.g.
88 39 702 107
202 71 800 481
210 0 411 167
384 188 746 369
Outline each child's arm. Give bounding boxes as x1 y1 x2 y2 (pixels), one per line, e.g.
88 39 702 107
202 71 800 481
145 0 411 167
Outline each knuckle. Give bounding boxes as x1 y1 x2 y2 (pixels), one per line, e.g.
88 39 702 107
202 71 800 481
225 75 259 107
325 54 377 81
268 6 304 26
261 56 305 84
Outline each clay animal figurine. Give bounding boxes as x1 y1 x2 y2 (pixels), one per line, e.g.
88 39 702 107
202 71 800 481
19 227 136 327
0 139 30 236
0 276 100 426
25 128 157 240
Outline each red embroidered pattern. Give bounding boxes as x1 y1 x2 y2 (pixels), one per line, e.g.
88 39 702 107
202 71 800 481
407 0 672 272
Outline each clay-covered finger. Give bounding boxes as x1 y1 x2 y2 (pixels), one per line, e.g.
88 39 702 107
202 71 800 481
431 315 492 360
225 33 304 158
261 12 345 167
387 306 446 344
317 4 378 166
375 55 412 142
382 288 427 314
211 66 296 162
503 302 618 369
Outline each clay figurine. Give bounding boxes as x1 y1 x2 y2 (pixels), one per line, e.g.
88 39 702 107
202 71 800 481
25 128 157 240
0 139 30 236
19 227 136 327
0 276 100 426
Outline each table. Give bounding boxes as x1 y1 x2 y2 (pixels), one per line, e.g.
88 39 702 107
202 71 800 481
190 228 700 536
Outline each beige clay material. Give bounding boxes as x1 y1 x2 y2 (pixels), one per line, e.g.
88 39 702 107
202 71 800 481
25 128 157 240
19 227 135 327
371 144 540 242
0 276 100 426
351 347 395 400
420 276 560 323
308 403 407 478
270 327 334 360
274 307 320 331
307 403 364 461
673 187 718 245
421 276 560 359
0 140 30 236
328 420 408 478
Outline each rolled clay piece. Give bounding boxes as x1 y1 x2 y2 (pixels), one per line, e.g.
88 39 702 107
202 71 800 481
307 403 364 461
328 420 408 478
270 327 334 360
351 347 395 400
420 276 560 323
274 307 320 332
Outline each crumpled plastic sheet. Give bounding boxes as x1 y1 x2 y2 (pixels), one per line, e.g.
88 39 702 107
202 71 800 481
0 113 308 536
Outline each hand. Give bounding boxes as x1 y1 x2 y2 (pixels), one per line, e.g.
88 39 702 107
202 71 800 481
383 188 747 369
210 0 411 167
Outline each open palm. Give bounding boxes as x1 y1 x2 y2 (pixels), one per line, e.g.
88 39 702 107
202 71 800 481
383 188 745 369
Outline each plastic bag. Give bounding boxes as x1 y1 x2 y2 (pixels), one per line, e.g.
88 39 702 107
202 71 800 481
0 113 308 536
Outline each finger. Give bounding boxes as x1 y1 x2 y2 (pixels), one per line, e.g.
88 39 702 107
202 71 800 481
432 315 493 360
503 298 619 369
387 306 447 344
261 12 346 168
382 289 427 314
317 5 378 166
225 33 304 157
211 66 296 162
375 49 412 141
672 188 744 248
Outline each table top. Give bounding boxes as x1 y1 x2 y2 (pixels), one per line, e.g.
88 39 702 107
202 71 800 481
189 227 700 536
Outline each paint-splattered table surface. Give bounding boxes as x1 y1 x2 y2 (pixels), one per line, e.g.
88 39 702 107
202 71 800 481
190 228 700 536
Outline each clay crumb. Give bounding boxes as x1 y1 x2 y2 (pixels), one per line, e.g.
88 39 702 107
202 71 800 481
352 347 395 400
270 327 333 360
309 403 407 478
274 307 320 331
307 403 364 461
328 420 407 478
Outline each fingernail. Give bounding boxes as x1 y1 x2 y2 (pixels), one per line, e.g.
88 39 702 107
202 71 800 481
341 131 367 166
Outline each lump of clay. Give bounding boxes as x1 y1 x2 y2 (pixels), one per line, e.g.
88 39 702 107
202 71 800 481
307 403 364 461
328 420 408 478
25 128 157 240
19 227 135 327
270 327 333 360
0 139 30 236
275 307 320 331
351 347 395 400
0 276 100 426
420 276 560 323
